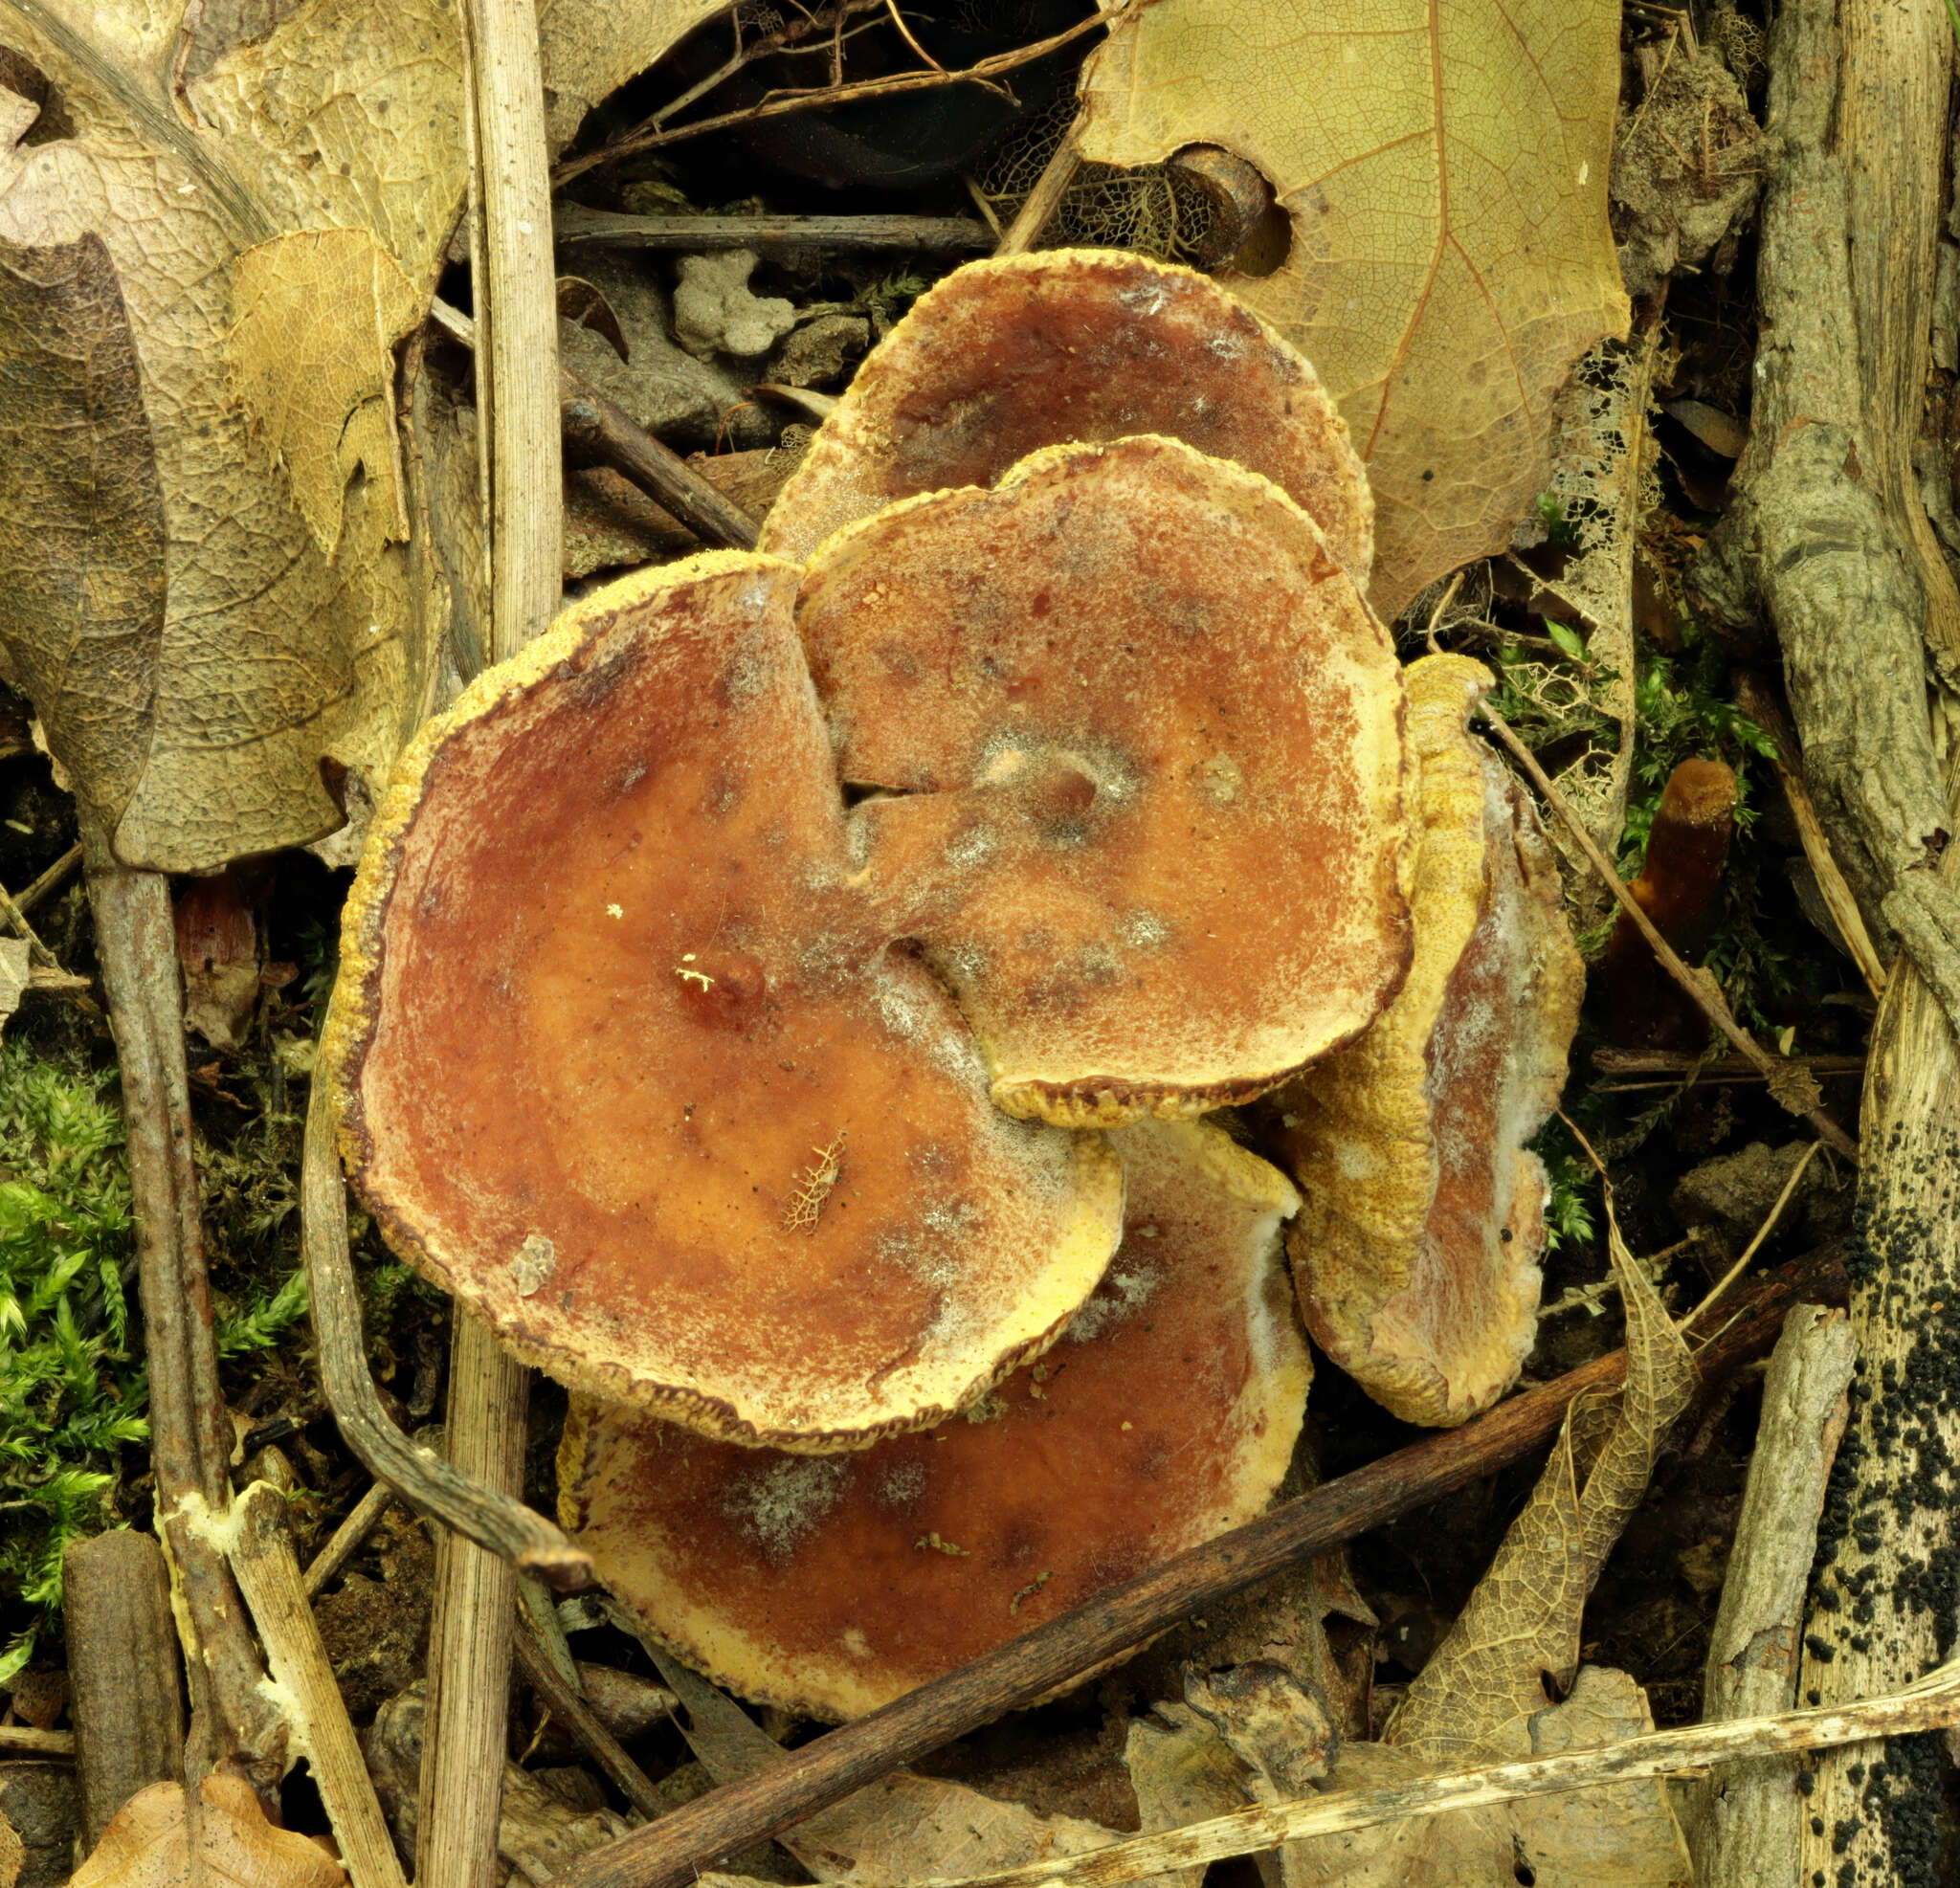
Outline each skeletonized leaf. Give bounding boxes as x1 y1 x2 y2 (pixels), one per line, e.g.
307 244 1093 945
1383 1421 1589 1759
0 231 163 825
1077 0 1630 615
227 228 421 559
1387 1229 1692 1757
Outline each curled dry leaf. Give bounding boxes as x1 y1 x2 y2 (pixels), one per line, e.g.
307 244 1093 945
327 550 1123 1450
0 230 164 830
1269 655 1583 1425
69 1776 341 1888
0 0 724 871
759 249 1372 581
563 1119 1309 1718
1138 1234 1694 1888
1077 0 1630 615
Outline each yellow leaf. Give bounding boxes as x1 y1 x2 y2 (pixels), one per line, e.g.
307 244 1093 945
1078 0 1631 615
229 228 421 560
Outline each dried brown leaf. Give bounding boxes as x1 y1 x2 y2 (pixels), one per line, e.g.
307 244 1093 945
0 230 163 826
69 1776 342 1888
1387 1227 1692 1757
0 0 717 870
656 1651 1153 1888
537 0 729 151
1077 0 1631 615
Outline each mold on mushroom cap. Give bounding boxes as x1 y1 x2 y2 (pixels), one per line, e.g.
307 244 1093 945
758 248 1372 582
559 1117 1308 1721
800 433 1414 1126
323 552 1124 1450
1267 655 1584 1427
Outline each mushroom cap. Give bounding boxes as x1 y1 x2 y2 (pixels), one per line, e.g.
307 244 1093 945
803 433 1414 1125
324 552 1124 1449
559 1116 1308 1720
758 249 1372 581
1268 655 1584 1426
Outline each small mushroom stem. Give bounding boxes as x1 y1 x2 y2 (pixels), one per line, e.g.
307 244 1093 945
301 1080 589 1579
81 825 287 1790
1604 758 1738 1050
543 1241 1847 1888
1477 700 1860 1161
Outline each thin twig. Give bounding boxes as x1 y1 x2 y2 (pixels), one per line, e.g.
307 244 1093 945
924 1665 1960 1888
82 825 285 1789
549 2 1136 187
0 1727 74 1758
553 206 992 253
0 878 55 967
546 1245 1846 1888
230 1480 409 1888
512 1626 667 1820
1732 674 1887 999
429 298 759 553
1685 1143 1824 1325
1478 699 1860 1160
301 1478 395 1599
13 841 82 918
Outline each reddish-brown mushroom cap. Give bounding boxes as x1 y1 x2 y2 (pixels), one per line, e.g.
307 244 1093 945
559 1116 1309 1720
758 248 1372 582
323 553 1124 1449
803 434 1414 1125
1267 655 1585 1427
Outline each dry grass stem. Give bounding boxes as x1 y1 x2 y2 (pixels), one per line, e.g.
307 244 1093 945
927 1664 1960 1888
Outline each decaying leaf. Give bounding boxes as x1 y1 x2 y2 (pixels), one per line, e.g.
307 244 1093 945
226 228 422 559
655 1652 1163 1888
69 1775 341 1888
1127 1231 1694 1887
0 0 722 872
1077 0 1631 615
0 229 164 829
0 2 451 867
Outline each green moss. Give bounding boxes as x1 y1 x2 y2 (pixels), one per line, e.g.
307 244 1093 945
0 1036 144 1680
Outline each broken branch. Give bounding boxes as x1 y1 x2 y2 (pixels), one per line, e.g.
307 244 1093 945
552 206 993 253
428 297 760 552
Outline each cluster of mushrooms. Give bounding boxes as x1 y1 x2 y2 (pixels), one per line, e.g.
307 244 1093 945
323 251 1584 1723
